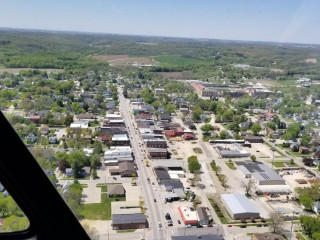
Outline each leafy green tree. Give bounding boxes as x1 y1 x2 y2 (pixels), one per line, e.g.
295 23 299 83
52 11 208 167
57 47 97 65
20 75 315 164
188 156 201 173
200 124 214 134
251 123 262 135
209 101 218 113
219 130 227 139
299 194 313 210
267 122 277 131
64 115 74 127
0 216 29 232
165 103 176 114
250 155 257 162
301 135 311 147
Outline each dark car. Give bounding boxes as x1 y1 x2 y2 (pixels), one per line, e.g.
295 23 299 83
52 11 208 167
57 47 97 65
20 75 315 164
196 225 203 228
240 225 247 228
113 177 117 180
178 220 181 224
165 213 171 220
154 198 157 202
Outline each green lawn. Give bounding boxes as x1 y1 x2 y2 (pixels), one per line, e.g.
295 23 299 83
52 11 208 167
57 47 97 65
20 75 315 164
117 230 136 233
80 193 125 220
208 198 228 224
296 233 311 240
193 148 203 154
272 162 286 168
154 55 205 67
225 162 236 170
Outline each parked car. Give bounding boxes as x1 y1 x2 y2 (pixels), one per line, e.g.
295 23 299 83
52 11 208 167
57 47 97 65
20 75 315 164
196 225 203 228
165 213 171 220
154 199 157 202
178 220 181 224
185 224 192 228
207 224 213 227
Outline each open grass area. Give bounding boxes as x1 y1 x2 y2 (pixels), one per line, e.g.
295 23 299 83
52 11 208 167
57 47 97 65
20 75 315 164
272 161 286 168
154 55 205 67
80 193 125 220
225 162 236 170
208 198 229 224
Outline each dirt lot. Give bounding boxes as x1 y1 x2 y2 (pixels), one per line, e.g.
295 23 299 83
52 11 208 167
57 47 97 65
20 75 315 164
111 57 157 66
158 71 191 79
93 55 158 66
282 169 315 190
93 55 129 61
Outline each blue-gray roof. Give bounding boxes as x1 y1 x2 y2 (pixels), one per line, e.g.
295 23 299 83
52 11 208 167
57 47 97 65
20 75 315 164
221 194 259 215
112 213 146 224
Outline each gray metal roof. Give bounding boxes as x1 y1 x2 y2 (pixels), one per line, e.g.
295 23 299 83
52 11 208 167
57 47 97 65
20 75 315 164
112 213 146 224
236 162 284 181
221 194 259 215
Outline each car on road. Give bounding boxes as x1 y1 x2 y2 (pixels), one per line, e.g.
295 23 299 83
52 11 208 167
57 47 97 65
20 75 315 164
227 225 232 227
154 198 157 202
152 182 155 185
158 222 162 227
185 224 192 228
165 213 171 220
113 177 117 180
178 220 181 224
196 225 203 228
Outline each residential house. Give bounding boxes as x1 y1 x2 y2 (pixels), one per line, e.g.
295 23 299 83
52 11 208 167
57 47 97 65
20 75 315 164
108 185 125 197
65 168 74 177
49 136 58 144
158 113 171 122
184 121 196 130
26 133 38 143
183 133 196 141
29 115 41 124
135 113 152 120
299 147 310 154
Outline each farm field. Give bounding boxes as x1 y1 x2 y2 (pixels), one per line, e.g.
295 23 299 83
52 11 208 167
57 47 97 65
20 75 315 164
154 55 205 67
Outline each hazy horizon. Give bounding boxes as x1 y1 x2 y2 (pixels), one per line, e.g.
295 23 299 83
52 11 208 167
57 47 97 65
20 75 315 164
1 0 320 44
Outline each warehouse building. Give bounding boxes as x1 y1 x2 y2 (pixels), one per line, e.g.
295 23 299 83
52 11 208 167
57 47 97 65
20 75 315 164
178 206 199 225
220 194 260 220
237 162 286 185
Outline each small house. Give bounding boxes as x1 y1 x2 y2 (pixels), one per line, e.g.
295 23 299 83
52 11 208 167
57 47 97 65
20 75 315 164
108 185 125 197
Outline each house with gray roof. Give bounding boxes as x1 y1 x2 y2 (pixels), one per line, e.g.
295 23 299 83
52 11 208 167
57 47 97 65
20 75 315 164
108 185 125 197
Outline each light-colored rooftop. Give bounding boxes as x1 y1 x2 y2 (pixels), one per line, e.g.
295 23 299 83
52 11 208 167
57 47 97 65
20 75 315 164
221 193 259 214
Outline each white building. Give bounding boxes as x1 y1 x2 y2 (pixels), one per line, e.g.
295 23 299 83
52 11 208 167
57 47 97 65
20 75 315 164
70 120 89 129
220 194 260 219
104 146 133 165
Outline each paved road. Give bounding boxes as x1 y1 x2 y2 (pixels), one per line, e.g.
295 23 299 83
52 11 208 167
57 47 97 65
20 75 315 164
118 87 166 240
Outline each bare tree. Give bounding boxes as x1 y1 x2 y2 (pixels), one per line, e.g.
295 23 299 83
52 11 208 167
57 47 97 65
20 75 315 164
269 212 284 233
241 179 256 196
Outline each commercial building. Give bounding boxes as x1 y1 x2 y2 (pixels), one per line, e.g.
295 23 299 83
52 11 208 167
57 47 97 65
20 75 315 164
252 233 285 240
112 134 130 146
112 213 147 230
178 206 199 225
220 194 260 220
147 148 168 159
215 144 251 158
237 162 286 185
104 146 133 165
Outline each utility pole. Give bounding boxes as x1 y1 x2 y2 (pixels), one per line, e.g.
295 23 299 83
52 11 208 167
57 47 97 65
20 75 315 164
289 211 295 240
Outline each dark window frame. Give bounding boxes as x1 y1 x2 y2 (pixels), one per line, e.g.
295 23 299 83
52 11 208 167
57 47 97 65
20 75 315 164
0 111 90 240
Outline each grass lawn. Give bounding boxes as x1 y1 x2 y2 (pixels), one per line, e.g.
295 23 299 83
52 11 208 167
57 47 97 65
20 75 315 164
225 162 236 170
208 198 228 224
80 193 125 220
154 55 205 67
117 230 136 233
272 162 286 167
193 147 203 154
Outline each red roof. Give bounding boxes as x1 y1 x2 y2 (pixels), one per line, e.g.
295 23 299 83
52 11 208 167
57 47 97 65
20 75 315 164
183 133 195 140
29 115 41 120
165 130 176 137
178 207 198 225
176 127 184 133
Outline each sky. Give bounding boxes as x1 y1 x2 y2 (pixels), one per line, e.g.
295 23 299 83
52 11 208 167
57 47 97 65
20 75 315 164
1 0 320 44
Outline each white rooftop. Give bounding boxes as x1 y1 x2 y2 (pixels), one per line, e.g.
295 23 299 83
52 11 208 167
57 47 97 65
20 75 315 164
221 194 259 215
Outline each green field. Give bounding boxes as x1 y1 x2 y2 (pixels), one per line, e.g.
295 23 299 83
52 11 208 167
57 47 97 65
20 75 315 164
154 55 205 67
80 193 125 220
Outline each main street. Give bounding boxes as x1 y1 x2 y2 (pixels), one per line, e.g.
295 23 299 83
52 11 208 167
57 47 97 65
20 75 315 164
118 87 166 240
